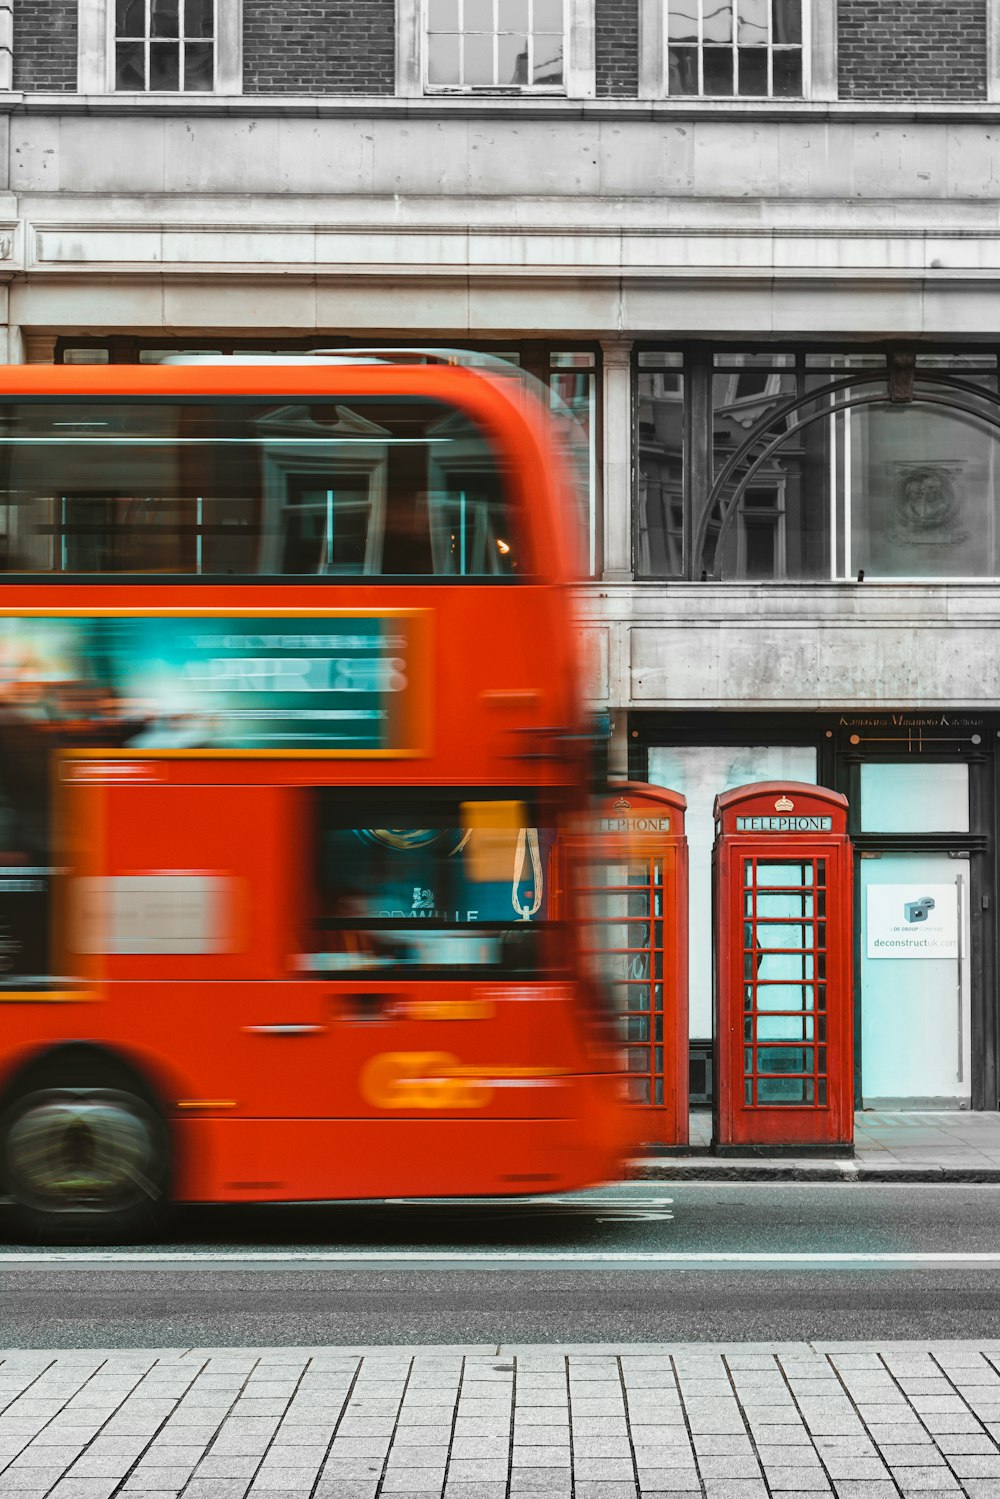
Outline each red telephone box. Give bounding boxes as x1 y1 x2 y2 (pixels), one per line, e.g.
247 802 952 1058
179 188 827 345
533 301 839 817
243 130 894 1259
565 784 689 1148
713 783 853 1152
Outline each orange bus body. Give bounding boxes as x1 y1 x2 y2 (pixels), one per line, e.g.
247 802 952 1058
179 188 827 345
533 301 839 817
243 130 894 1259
0 360 629 1221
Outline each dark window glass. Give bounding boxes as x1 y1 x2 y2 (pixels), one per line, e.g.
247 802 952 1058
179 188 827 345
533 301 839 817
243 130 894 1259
115 41 146 88
702 45 734 94
772 0 801 44
0 398 521 579
150 0 179 36
184 41 214 89
149 41 180 87
116 0 145 36
772 49 802 96
738 46 767 94
668 45 699 93
186 0 214 35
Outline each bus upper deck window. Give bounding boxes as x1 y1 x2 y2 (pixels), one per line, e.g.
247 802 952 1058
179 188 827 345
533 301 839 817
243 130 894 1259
0 398 522 579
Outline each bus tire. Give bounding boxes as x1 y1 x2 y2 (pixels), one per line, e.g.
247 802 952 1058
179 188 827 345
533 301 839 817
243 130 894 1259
0 1054 171 1243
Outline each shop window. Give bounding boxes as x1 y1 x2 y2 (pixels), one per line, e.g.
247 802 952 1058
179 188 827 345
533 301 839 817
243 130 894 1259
396 0 595 96
637 346 1000 584
638 0 837 101
860 763 970 835
636 357 684 578
77 0 242 93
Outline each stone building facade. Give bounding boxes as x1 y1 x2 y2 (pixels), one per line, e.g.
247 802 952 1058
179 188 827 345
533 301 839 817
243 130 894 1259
1 0 1000 1110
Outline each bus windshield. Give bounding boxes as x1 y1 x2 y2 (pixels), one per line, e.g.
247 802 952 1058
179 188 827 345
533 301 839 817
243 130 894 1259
0 397 521 578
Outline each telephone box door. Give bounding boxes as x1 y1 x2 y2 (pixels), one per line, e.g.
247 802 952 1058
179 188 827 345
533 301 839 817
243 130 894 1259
713 783 853 1151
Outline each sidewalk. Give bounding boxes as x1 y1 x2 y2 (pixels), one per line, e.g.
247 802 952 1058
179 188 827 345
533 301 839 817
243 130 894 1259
2 1342 1000 1497
632 1112 1000 1182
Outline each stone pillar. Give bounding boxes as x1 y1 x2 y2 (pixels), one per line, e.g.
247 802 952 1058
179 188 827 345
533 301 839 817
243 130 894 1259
600 337 634 583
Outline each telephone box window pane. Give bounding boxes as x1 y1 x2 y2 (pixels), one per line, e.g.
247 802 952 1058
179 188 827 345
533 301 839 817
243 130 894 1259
429 0 459 25
758 1046 813 1074
627 1078 651 1103
758 1076 813 1104
758 1014 814 1041
860 763 969 833
535 0 563 28
754 892 814 918
755 984 813 1011
752 861 815 887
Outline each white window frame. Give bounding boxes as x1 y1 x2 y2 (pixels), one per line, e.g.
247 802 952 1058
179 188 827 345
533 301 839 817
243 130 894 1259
78 0 243 94
396 0 595 98
638 0 837 102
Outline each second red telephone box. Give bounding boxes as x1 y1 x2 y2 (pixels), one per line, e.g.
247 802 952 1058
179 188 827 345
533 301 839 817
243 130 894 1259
570 784 689 1148
713 783 854 1152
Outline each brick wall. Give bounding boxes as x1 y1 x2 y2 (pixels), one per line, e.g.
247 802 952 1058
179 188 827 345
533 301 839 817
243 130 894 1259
244 0 395 94
14 0 77 91
596 0 638 96
839 0 987 100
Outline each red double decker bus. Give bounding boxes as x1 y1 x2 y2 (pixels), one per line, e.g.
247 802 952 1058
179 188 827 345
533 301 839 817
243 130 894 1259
0 354 628 1238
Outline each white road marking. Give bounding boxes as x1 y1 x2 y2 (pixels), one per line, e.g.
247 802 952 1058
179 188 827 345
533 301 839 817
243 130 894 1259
0 1250 996 1265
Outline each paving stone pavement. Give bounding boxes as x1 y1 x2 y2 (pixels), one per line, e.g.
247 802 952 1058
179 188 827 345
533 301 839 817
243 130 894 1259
2 1343 1000 1497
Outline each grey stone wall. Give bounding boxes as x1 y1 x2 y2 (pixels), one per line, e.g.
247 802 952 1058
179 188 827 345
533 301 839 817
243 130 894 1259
243 0 395 94
839 0 987 100
14 0 77 91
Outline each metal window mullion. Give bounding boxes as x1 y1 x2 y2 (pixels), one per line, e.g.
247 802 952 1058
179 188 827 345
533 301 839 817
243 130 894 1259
144 0 152 90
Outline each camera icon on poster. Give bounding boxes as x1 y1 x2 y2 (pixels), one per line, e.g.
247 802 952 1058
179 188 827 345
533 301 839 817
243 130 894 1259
904 896 936 924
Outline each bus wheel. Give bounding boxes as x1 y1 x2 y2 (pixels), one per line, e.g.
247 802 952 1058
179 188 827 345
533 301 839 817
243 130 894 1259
0 1085 170 1242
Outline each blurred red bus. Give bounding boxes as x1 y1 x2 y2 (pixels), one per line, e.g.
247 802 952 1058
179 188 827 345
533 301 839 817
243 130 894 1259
0 355 628 1239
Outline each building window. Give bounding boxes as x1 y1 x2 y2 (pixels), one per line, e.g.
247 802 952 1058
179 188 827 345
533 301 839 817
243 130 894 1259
396 0 595 97
637 347 1000 584
427 0 564 89
666 0 802 97
114 0 214 91
639 0 836 101
78 0 242 93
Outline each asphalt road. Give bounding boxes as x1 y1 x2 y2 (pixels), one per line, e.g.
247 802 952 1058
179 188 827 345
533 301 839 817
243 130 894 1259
2 1182 1000 1346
